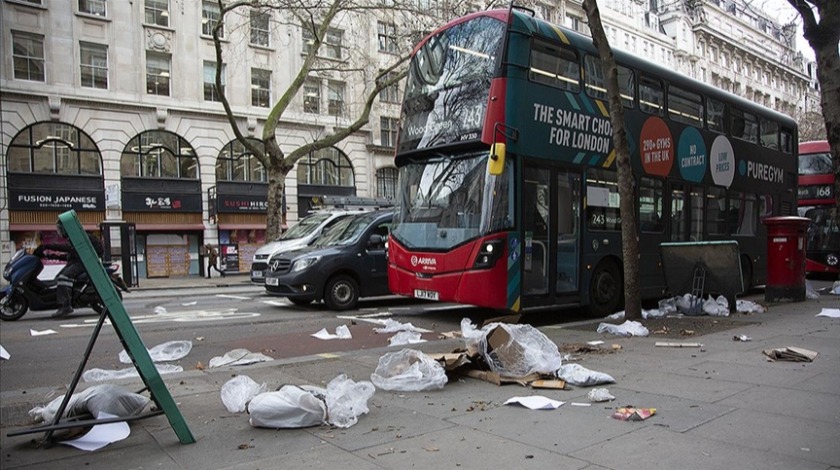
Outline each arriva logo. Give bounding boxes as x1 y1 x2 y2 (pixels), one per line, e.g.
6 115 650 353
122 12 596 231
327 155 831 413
411 255 437 267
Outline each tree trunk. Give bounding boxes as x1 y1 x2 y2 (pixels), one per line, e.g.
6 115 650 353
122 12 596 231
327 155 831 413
582 0 642 319
264 153 287 242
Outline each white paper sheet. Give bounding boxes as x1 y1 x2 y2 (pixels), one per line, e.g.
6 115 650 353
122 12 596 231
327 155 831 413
816 308 840 318
60 412 130 451
0 344 9 360
30 329 57 336
503 395 564 410
311 325 352 340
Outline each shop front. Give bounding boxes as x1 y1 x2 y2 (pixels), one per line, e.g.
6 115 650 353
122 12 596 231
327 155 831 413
210 182 270 274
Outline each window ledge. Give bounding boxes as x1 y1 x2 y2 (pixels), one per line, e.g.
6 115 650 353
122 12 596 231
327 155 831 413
75 12 110 22
5 0 46 10
249 43 274 52
200 34 229 43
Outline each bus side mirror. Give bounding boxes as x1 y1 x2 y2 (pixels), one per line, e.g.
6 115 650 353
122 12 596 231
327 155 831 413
488 143 506 176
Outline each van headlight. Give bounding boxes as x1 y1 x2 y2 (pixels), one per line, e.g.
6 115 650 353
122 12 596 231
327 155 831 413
291 256 321 272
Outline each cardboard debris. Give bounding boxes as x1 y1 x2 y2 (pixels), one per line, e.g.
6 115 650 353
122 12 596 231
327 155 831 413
529 379 567 390
428 352 472 371
480 314 521 328
763 347 818 362
438 330 462 340
463 369 540 387
611 407 656 421
655 342 703 348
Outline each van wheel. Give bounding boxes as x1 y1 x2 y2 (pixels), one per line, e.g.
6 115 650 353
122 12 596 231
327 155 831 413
0 292 29 321
324 275 359 311
586 259 623 317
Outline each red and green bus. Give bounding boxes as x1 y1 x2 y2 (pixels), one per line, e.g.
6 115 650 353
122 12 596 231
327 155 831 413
797 140 839 275
387 7 798 315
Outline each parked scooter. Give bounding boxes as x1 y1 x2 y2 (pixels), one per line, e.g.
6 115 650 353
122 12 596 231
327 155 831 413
0 248 130 321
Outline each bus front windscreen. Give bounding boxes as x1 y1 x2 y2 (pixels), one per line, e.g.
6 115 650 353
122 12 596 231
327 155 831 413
398 16 506 153
392 152 512 250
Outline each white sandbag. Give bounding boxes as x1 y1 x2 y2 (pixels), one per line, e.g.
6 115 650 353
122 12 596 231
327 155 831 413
596 320 649 337
248 385 327 428
556 363 616 386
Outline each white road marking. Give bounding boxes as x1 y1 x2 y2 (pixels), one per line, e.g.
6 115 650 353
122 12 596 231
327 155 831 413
58 308 260 327
216 294 252 300
261 300 288 307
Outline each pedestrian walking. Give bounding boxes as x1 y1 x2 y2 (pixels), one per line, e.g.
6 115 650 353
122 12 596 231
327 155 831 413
206 244 225 278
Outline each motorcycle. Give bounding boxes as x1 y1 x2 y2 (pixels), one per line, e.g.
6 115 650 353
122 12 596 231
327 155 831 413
0 248 130 321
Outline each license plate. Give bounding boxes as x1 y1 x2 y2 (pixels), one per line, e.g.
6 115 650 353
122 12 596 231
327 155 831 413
251 270 264 278
265 278 279 286
414 289 439 301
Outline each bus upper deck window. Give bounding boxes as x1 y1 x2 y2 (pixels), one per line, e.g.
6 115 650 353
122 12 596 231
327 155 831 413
780 128 793 154
706 97 726 133
639 76 663 116
584 55 634 108
760 119 779 150
731 108 758 144
529 39 580 92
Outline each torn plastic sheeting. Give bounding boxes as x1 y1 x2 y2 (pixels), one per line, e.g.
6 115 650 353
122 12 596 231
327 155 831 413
221 375 267 413
153 306 167 315
83 364 183 383
806 280 820 299
29 384 150 424
817 308 840 318
461 319 564 377
737 299 766 314
370 349 448 392
597 320 649 337
587 388 615 402
324 374 375 428
702 295 729 316
209 348 273 368
373 318 433 334
118 340 192 364
388 330 426 346
311 325 352 340
556 363 616 386
248 385 327 428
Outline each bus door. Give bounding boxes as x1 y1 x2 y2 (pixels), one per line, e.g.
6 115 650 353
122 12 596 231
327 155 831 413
522 163 581 307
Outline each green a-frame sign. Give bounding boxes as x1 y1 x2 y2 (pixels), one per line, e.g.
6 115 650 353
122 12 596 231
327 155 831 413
7 210 194 445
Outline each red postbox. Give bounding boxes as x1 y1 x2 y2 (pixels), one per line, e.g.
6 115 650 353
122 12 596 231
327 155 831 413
763 216 810 302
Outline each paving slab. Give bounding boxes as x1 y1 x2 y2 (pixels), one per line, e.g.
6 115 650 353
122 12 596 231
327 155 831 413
716 385 840 423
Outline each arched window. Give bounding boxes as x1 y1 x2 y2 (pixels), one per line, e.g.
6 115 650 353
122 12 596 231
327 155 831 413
297 146 354 187
7 122 102 175
216 138 267 182
376 167 398 199
121 130 198 179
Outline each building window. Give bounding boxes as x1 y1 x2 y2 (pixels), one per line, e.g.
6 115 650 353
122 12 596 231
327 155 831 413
376 167 398 200
12 31 45 82
251 68 271 108
302 26 342 59
380 117 399 147
8 122 102 175
146 52 170 95
121 130 197 179
203 61 226 101
202 1 223 37
80 42 108 89
327 81 344 116
303 79 320 114
250 10 270 46
378 22 397 53
145 0 169 27
79 0 106 16
297 147 355 187
379 70 401 103
216 138 267 182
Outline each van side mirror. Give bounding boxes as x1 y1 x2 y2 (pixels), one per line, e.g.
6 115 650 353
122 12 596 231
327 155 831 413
488 143 506 176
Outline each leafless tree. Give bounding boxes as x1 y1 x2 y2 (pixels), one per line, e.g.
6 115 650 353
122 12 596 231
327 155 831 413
582 0 641 319
786 0 840 207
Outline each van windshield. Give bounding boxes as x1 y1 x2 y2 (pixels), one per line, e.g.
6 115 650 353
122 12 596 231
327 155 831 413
279 213 332 240
313 213 379 247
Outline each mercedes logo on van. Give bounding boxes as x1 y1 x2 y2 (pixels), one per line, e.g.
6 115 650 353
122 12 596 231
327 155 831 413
411 255 437 267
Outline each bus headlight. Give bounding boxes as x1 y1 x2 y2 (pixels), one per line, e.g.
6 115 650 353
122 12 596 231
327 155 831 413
826 254 838 267
473 239 504 269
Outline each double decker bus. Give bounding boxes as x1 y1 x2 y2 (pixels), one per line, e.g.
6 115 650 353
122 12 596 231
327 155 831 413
387 6 798 315
798 140 839 276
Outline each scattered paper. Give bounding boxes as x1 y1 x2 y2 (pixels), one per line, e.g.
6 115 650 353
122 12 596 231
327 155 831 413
612 407 656 421
763 347 818 362
30 329 57 336
209 348 273 368
59 412 130 451
388 331 426 346
0 344 9 360
153 306 167 315
119 340 192 363
816 308 840 318
503 395 564 410
182 301 197 306
587 388 615 402
733 335 752 342
311 325 352 340
373 319 433 334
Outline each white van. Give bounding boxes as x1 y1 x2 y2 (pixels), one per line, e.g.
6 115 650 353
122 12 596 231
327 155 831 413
250 211 354 283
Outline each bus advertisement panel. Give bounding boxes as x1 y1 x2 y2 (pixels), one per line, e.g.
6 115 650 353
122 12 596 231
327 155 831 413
797 140 839 275
388 7 798 315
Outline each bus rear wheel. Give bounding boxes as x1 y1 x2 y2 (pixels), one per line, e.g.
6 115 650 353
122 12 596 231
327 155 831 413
587 259 623 317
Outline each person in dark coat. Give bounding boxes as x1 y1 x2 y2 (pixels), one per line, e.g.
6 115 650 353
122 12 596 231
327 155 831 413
205 244 225 278
35 223 104 318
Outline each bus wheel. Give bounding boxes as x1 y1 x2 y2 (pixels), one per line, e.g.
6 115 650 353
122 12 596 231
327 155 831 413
324 275 359 311
587 260 623 317
740 256 753 294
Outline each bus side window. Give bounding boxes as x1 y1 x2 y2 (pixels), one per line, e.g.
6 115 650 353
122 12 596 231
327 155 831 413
780 128 793 154
706 97 726 133
760 119 779 150
639 75 664 116
529 39 580 92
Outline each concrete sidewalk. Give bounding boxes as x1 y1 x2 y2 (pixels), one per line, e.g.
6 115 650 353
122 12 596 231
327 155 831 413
1 292 839 469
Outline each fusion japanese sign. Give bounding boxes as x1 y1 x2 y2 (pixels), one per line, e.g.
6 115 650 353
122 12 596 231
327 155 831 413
10 189 104 211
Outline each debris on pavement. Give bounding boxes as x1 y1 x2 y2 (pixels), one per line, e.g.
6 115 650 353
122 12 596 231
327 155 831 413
462 319 564 377
462 370 540 387
387 330 426 346
370 349 447 391
221 375 267 413
736 299 766 314
0 344 9 360
556 363 615 386
832 281 840 295
529 379 567 390
611 407 656 421
503 395 564 410
60 411 130 452
325 374 376 428
30 329 57 336
763 347 818 362
587 388 615 402
209 348 273 368
119 340 192 363
83 364 183 382
596 320 650 337
655 342 703 348
311 325 352 340
153 306 167 315
373 319 433 334
816 308 840 318
733 335 753 342
29 384 150 424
